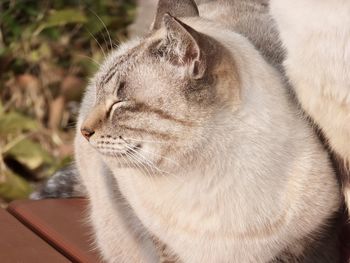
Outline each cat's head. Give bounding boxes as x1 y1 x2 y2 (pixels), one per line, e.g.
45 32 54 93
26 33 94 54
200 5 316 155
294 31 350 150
80 0 240 172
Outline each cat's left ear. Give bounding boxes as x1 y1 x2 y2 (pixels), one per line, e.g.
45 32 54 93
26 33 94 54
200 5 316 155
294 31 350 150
162 14 206 79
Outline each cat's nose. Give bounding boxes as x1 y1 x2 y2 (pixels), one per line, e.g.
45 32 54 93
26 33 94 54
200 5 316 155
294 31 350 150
80 127 95 141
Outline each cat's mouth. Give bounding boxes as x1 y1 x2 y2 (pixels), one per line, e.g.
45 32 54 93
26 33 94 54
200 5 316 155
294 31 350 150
96 143 142 158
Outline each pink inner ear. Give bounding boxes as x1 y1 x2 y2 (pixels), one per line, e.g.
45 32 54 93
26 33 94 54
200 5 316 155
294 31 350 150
162 14 201 64
184 43 199 63
160 13 206 78
192 60 200 76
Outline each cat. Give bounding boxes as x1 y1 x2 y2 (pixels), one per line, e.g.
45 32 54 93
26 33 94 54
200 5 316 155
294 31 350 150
32 0 342 262
269 0 350 217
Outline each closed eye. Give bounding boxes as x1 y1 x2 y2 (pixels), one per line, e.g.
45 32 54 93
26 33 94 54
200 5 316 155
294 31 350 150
108 100 130 120
106 100 121 118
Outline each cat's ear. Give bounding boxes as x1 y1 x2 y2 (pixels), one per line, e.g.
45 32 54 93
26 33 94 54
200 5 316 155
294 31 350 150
151 0 199 30
161 14 206 79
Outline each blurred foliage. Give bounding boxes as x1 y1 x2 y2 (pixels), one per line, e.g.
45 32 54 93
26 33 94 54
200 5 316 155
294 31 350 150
0 0 136 204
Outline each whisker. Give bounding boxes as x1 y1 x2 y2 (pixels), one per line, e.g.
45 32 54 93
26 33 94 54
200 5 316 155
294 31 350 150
125 145 155 170
126 145 172 176
118 153 151 180
125 137 169 145
87 7 114 51
137 147 182 168
127 151 160 187
76 54 101 66
121 137 183 168
125 149 158 181
127 151 155 179
85 28 106 58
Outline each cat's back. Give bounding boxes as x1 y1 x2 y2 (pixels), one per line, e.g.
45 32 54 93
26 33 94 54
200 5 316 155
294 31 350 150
198 0 284 69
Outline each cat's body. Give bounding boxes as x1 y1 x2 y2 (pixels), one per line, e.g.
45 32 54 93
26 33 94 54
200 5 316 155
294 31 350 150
33 0 342 262
270 0 350 212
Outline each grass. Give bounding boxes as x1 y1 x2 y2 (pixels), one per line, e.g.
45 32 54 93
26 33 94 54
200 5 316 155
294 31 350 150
0 0 136 203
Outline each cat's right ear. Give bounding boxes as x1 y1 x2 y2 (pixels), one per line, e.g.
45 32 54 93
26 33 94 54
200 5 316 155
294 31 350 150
151 0 199 30
154 13 206 79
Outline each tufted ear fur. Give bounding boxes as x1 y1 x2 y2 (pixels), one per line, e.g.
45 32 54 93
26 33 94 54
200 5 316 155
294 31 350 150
158 13 206 79
151 0 199 30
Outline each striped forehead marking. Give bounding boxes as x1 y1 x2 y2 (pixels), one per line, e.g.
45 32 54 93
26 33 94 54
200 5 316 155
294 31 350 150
100 42 148 86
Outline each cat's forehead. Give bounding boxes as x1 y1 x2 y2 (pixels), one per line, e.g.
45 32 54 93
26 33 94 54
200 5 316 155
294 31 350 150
92 33 172 99
96 38 145 86
94 30 168 88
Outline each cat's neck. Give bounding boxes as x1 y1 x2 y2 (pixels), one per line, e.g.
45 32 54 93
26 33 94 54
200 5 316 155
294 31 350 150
109 142 290 239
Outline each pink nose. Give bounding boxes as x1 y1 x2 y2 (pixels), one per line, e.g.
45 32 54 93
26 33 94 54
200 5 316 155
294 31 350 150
80 127 95 141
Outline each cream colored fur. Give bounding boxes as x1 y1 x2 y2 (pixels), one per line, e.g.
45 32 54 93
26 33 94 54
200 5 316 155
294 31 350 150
270 0 350 209
75 12 340 263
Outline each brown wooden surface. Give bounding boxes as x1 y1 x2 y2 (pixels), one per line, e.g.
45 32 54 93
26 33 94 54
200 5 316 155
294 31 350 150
7 198 102 263
0 208 70 263
5 198 350 262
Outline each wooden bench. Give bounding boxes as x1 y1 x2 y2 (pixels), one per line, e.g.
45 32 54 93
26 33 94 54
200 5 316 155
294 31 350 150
1 198 350 262
2 199 101 263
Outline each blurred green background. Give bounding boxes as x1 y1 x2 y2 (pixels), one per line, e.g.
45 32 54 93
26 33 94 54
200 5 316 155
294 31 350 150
0 0 136 206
